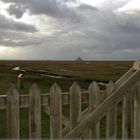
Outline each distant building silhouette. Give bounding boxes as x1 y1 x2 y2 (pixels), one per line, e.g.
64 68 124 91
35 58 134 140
76 57 83 61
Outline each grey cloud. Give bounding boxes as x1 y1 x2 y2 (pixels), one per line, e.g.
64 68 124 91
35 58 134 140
119 24 140 34
77 4 98 11
114 11 140 34
1 0 98 23
0 30 30 41
15 22 37 32
0 30 42 47
0 14 37 32
7 4 25 19
0 14 40 48
64 0 77 2
2 0 80 21
0 39 41 47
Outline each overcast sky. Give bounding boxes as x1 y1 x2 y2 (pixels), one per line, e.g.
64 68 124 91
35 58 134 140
0 0 140 60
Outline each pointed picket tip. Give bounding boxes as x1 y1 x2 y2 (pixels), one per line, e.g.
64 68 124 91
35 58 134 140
52 82 60 88
30 83 40 92
71 81 78 87
107 80 115 87
70 82 80 91
89 81 98 89
7 84 19 96
107 81 115 95
29 83 40 96
107 81 115 89
30 83 39 89
50 83 62 116
88 81 100 109
50 83 61 92
89 81 99 92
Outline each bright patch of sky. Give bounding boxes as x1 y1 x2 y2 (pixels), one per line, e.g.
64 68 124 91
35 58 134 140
117 0 140 14
79 0 105 7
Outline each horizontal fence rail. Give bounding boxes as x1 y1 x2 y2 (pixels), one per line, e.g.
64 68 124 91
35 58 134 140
0 81 107 139
0 90 106 109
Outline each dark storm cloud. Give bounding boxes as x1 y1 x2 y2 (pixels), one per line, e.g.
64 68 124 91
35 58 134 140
7 4 25 19
0 14 37 32
0 13 39 48
77 4 98 11
64 0 77 2
1 0 79 20
119 24 140 34
1 0 98 22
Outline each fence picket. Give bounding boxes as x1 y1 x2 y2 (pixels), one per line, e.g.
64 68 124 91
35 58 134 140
50 83 62 139
70 82 81 131
7 84 19 138
122 91 133 139
134 82 140 138
29 84 41 138
106 81 116 139
88 81 100 138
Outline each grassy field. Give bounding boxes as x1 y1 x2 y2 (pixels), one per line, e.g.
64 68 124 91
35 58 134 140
0 60 133 138
0 104 123 138
0 60 133 93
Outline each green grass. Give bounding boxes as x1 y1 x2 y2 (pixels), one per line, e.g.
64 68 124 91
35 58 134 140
117 103 123 138
0 60 133 94
20 109 29 138
0 110 6 138
0 103 124 138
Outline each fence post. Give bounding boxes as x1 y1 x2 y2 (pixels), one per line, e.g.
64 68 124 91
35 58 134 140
29 84 41 138
70 82 81 130
50 83 62 139
88 81 100 139
106 81 116 139
134 82 140 138
7 84 19 138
